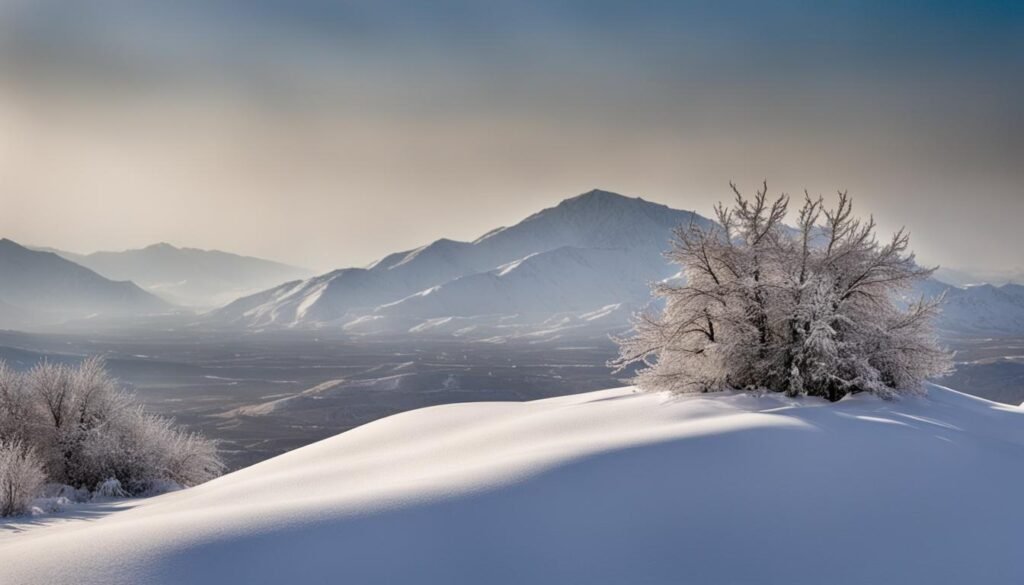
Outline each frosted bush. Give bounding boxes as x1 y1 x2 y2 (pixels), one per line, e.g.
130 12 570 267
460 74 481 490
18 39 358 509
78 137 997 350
92 478 127 500
0 439 45 517
40 483 91 503
138 478 184 497
30 495 71 515
0 362 32 443
0 357 224 502
615 184 952 401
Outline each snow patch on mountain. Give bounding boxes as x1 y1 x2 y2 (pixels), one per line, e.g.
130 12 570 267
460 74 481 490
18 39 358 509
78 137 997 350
374 246 668 321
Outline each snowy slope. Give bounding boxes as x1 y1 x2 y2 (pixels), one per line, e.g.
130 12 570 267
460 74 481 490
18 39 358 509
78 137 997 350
212 269 395 327
4 384 1024 585
42 243 314 308
375 246 671 320
209 190 711 330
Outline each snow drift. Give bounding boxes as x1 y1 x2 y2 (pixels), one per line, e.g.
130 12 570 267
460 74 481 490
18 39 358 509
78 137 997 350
3 384 1024 584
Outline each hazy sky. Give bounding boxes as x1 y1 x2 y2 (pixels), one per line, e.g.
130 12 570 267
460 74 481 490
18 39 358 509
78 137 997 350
1 1 1021 272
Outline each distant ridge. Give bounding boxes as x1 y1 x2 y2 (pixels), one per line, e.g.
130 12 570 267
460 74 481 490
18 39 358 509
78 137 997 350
40 242 314 308
0 238 169 328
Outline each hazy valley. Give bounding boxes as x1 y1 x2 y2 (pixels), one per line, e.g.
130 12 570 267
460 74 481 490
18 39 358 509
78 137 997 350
3 190 1024 472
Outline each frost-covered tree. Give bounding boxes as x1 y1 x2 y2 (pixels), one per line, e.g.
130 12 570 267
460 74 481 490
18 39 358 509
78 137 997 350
0 357 224 510
0 439 45 516
614 183 951 401
0 362 33 443
26 358 135 485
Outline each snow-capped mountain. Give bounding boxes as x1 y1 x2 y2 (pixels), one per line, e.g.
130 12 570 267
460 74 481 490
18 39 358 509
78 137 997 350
5 384 1024 584
44 243 313 308
0 238 169 328
207 189 1024 340
210 190 711 334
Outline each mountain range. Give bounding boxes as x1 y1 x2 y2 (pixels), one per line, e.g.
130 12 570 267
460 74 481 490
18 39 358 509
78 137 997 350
5 189 1024 340
43 243 313 308
0 238 168 328
209 190 711 336
914 280 1024 335
209 189 1024 341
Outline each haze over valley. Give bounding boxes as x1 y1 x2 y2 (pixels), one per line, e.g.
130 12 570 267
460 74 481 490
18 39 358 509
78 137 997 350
3 189 1024 470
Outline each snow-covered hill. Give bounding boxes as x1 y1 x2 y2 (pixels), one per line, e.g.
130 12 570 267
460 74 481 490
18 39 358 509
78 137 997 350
209 190 711 335
43 243 313 308
0 238 169 328
4 384 1024 584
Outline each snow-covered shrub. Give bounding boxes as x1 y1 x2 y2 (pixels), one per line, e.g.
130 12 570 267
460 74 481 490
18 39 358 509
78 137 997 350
0 357 224 499
161 425 225 488
30 495 71 515
40 483 90 503
79 406 224 494
0 439 45 516
0 362 33 442
92 477 127 499
27 358 137 487
137 478 183 497
614 184 952 401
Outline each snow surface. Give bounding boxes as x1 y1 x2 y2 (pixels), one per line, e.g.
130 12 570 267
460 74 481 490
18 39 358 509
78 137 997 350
3 384 1024 584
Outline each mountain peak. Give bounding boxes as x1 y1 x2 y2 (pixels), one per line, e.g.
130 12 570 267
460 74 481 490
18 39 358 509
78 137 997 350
550 189 673 217
561 188 635 205
0 238 38 256
583 188 622 197
145 242 178 252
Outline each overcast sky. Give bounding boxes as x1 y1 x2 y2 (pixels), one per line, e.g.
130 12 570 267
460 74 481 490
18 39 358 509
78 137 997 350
1 1 1021 272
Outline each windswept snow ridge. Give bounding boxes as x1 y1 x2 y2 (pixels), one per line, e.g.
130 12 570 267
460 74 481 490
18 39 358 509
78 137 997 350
3 383 1024 584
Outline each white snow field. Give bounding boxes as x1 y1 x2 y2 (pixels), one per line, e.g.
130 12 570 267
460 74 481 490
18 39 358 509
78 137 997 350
3 384 1024 584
